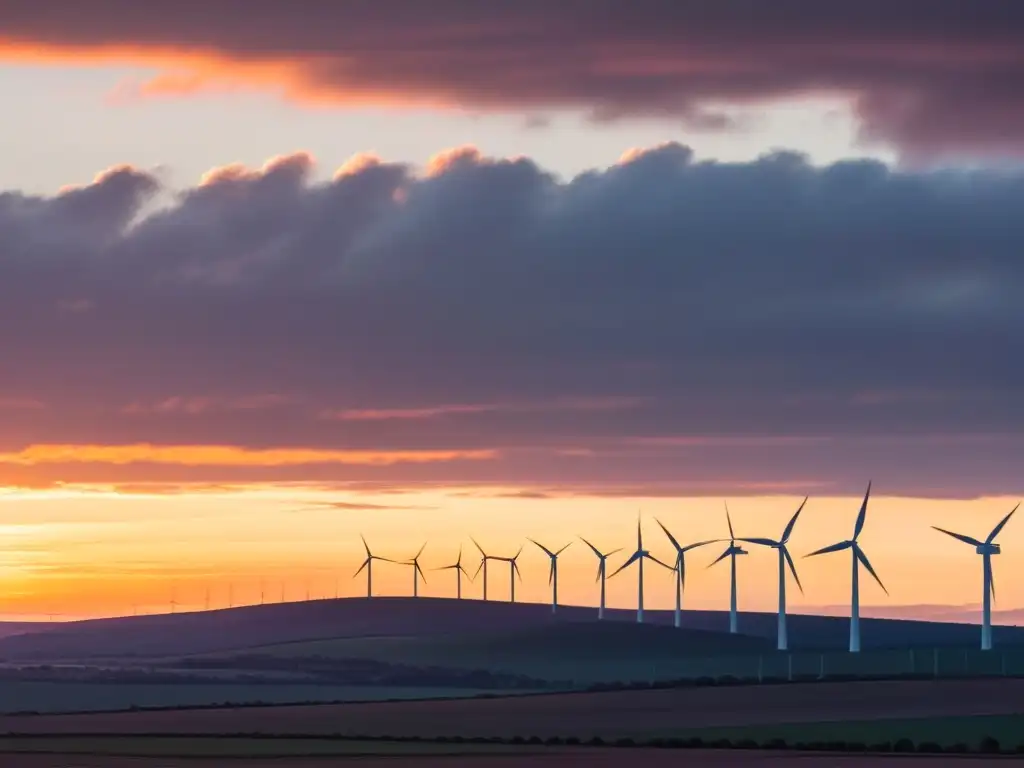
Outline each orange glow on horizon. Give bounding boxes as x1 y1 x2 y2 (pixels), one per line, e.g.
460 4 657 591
0 485 1019 624
0 444 498 467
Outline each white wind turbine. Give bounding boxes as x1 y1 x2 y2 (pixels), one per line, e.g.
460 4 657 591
610 517 672 623
654 519 717 628
740 497 807 650
471 537 498 601
530 539 571 613
707 503 748 634
579 537 621 619
353 535 395 598
434 545 473 599
403 542 428 597
805 482 887 653
499 546 524 603
933 503 1019 651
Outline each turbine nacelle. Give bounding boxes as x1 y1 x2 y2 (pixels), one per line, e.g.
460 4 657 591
977 543 1001 556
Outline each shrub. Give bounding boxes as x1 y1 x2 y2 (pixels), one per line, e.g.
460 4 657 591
917 741 943 753
614 737 636 748
868 742 893 752
710 738 733 749
736 739 759 750
588 736 605 747
893 738 915 753
978 736 1001 754
526 736 542 745
564 736 580 746
544 736 563 746
762 738 788 750
683 737 705 748
510 736 525 745
947 742 967 753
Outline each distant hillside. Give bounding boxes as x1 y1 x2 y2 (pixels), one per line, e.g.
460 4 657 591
0 597 1020 663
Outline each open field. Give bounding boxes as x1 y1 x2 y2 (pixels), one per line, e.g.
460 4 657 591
2 598 1021 664
4 678 1022 740
0 743 1019 767
1 743 1021 767
0 682 509 714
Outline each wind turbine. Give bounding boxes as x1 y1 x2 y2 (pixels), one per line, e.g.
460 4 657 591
580 537 621 619
497 547 524 603
932 503 1018 651
353 535 394 598
805 482 887 653
403 542 428 597
609 517 672 623
707 503 748 634
434 545 473 599
530 539 571 613
740 497 807 650
654 519 717 628
471 537 498 601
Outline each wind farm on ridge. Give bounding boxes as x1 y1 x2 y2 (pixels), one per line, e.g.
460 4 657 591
351 483 1019 654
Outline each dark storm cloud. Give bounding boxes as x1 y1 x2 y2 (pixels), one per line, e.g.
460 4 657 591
1 144 1024 496
3 1 1024 158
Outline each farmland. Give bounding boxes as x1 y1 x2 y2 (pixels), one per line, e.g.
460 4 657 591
4 678 1022 740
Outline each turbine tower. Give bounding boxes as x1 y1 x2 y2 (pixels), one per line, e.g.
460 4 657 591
579 537 621 619
403 542 428 597
654 518 716 628
740 497 807 650
497 546 524 603
932 503 1019 651
471 537 497 601
805 482 887 653
353 535 394 598
530 539 571 613
707 503 748 634
610 517 672 623
434 545 473 599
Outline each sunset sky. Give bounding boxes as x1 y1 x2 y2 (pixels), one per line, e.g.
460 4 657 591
1 2 1023 621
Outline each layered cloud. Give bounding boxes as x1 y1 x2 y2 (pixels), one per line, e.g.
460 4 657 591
2 2 1024 158
2 144 1023 496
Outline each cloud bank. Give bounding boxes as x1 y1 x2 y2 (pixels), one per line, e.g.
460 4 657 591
1 144 1023 496
2 1 1024 158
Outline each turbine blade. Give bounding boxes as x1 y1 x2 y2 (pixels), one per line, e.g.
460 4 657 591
682 539 719 552
646 553 674 570
416 542 427 559
636 517 642 550
417 562 427 582
932 526 983 548
781 497 808 543
655 517 681 552
610 550 641 578
990 566 996 603
607 547 623 557
548 561 555 585
556 542 572 556
433 564 455 571
853 481 871 539
986 503 1019 543
804 540 852 558
707 547 732 568
514 560 523 581
353 558 369 578
855 544 888 595
471 537 486 557
530 538 554 557
595 561 603 583
725 501 735 540
782 546 804 594
473 559 484 579
360 534 371 556
579 536 603 559
740 537 777 547
462 563 476 582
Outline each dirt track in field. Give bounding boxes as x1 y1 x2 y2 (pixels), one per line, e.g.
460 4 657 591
2 750 1021 767
2 678 1022 741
